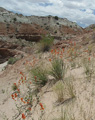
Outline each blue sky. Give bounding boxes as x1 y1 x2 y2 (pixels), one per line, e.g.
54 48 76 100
0 0 95 27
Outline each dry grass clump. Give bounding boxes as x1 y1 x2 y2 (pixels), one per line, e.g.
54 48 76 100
50 58 66 81
82 57 94 81
53 80 65 102
31 66 48 88
53 78 75 103
39 35 54 52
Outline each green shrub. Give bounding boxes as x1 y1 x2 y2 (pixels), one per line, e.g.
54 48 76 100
31 67 48 88
40 35 54 52
50 58 66 81
8 57 18 64
54 16 59 20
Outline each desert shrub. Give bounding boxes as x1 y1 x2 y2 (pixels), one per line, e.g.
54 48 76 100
82 58 94 81
54 16 59 20
53 80 64 102
40 35 54 52
8 57 18 64
50 58 66 80
31 67 48 88
64 78 75 99
53 78 75 103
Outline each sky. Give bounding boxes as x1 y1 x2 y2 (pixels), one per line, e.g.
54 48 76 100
0 0 95 28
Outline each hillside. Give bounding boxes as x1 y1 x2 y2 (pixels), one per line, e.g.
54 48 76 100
0 7 87 39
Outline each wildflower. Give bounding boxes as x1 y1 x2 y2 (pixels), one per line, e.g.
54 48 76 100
55 49 56 53
14 93 17 98
27 99 30 102
49 59 51 62
22 80 24 84
34 76 37 82
27 101 29 104
88 57 90 61
74 42 76 46
23 101 26 104
20 72 24 76
17 89 20 93
21 98 23 102
28 107 31 111
60 56 62 59
21 76 23 80
11 94 14 99
51 49 53 54
30 81 32 84
39 103 44 110
22 113 26 119
14 83 16 86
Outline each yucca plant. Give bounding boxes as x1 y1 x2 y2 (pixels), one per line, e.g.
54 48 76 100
50 58 66 81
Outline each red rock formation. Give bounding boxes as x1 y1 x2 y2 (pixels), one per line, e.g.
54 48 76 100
0 22 47 42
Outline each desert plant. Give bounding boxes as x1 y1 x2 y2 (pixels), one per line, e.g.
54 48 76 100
82 58 94 81
40 35 54 52
64 78 75 99
8 57 18 64
53 81 65 102
50 58 66 80
54 16 59 20
31 67 48 88
53 77 75 103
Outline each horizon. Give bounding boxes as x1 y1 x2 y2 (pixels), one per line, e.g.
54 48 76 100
0 0 95 28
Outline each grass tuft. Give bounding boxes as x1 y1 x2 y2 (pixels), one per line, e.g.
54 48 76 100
40 35 54 52
50 58 66 81
31 67 48 88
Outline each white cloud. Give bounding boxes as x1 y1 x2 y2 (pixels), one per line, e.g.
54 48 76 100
0 0 95 27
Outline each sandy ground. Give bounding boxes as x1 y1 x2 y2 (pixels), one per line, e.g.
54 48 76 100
0 51 95 120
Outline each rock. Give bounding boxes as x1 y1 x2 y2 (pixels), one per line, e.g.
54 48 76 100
0 48 15 63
